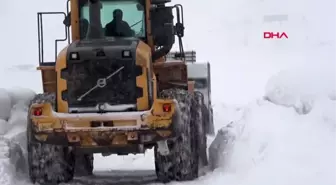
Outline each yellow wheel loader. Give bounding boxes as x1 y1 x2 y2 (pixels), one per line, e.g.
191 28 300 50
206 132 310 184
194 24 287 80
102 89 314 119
28 0 210 183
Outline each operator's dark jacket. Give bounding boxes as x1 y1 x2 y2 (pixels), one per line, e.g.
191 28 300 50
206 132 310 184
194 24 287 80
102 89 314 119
105 20 133 37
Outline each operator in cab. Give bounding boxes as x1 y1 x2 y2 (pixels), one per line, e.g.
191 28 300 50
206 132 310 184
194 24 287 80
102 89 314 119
63 12 89 39
105 9 134 37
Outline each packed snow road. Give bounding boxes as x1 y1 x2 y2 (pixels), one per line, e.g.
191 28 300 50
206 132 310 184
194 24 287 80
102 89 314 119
67 170 157 185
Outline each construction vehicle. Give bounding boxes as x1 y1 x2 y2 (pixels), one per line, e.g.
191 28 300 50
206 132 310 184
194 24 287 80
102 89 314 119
28 0 212 184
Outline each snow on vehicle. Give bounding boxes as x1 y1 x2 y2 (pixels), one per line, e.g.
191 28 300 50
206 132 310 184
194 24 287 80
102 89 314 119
166 51 215 135
28 0 212 184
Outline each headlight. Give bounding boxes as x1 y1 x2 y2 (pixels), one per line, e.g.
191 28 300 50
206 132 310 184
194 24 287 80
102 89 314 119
70 52 79 60
122 50 131 58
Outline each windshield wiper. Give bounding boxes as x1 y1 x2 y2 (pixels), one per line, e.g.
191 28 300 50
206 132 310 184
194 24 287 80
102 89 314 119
130 19 143 28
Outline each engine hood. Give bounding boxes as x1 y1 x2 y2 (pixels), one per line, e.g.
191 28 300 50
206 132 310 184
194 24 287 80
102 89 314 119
60 38 144 113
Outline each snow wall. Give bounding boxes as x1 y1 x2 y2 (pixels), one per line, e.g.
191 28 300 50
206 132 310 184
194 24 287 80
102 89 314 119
0 88 36 185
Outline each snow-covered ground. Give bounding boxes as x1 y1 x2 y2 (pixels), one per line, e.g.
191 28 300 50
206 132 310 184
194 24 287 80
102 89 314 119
0 0 335 184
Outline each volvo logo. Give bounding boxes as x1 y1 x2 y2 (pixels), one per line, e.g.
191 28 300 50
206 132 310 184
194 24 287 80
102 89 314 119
97 78 107 88
98 103 106 111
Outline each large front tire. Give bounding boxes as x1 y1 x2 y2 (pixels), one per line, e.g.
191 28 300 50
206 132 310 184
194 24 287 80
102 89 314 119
154 89 206 183
27 93 75 184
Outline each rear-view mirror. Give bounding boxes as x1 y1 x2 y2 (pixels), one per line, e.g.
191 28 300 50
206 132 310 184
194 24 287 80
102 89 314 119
136 3 144 11
151 7 174 46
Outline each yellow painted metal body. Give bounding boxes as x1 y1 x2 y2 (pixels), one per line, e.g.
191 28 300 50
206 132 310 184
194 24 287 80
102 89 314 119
33 38 175 147
31 98 175 146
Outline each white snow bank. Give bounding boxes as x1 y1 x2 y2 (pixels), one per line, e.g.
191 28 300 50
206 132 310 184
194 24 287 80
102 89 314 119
0 87 35 121
170 97 335 185
265 70 314 113
0 88 35 185
0 120 9 135
264 65 335 114
0 156 17 185
7 87 36 107
0 88 35 135
197 61 336 185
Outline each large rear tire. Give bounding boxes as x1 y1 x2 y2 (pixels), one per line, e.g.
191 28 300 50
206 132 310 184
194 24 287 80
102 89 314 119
154 89 207 183
27 93 75 184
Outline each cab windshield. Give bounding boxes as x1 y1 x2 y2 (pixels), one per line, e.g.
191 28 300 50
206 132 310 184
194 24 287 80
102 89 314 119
79 0 145 39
